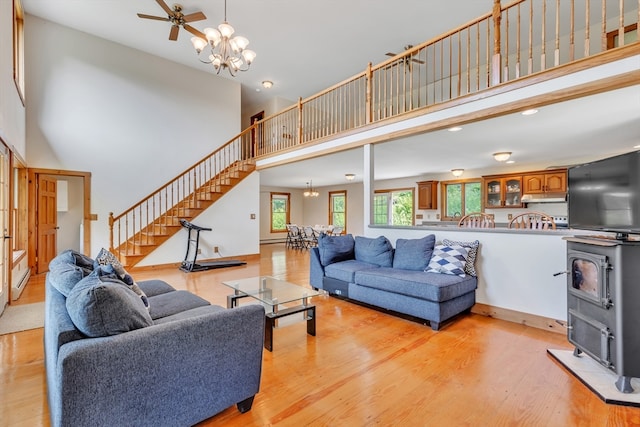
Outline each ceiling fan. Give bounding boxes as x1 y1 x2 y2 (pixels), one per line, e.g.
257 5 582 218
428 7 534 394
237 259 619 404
385 44 426 66
137 0 206 41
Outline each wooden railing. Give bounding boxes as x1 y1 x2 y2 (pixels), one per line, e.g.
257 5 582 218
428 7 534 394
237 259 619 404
109 0 638 260
109 130 254 258
251 0 638 155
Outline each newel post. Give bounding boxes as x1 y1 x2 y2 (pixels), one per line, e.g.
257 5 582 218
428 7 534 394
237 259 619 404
491 0 502 86
108 212 114 252
365 62 372 124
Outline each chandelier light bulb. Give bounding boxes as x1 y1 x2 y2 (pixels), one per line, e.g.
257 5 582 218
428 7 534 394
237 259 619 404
451 169 464 177
218 22 235 38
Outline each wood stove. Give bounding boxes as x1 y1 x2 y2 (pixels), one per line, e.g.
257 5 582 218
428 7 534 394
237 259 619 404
564 236 640 393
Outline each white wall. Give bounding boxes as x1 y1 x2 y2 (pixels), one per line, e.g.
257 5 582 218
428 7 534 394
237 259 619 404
24 15 253 259
242 96 295 129
0 0 26 158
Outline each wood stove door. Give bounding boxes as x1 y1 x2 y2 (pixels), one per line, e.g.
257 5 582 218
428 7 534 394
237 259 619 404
568 309 614 369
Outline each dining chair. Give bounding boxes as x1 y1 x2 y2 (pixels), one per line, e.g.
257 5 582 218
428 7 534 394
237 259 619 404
508 212 556 230
457 212 495 228
285 224 302 249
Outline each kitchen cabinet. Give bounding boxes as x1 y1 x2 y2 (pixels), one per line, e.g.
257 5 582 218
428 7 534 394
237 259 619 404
523 170 567 194
417 180 438 210
483 175 522 208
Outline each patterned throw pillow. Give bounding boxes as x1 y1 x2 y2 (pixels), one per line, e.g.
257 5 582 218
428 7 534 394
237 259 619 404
425 245 468 277
443 239 480 277
94 248 149 309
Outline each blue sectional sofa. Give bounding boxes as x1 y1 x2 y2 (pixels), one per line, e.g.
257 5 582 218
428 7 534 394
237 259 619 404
45 249 265 427
310 234 479 330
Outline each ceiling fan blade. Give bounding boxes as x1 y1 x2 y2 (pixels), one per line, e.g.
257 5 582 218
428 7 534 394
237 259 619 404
385 52 397 57
183 24 205 39
137 13 170 22
169 25 179 41
411 58 426 65
183 11 206 23
155 0 174 16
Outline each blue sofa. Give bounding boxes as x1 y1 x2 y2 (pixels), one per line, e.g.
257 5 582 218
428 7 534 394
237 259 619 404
44 249 265 427
310 234 478 330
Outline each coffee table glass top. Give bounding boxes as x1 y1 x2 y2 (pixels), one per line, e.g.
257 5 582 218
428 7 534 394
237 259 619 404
221 276 321 306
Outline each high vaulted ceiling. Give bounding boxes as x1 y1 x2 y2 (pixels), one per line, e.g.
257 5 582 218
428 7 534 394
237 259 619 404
22 0 640 188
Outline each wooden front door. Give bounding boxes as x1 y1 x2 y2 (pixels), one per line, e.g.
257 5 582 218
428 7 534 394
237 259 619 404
37 175 57 273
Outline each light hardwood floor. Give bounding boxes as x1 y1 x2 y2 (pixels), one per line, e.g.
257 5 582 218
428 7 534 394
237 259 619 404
2 244 640 426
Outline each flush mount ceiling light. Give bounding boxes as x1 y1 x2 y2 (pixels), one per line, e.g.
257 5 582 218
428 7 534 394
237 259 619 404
521 109 539 116
262 80 273 89
190 0 256 76
303 181 319 197
451 169 464 177
345 173 355 181
448 126 463 132
493 152 512 162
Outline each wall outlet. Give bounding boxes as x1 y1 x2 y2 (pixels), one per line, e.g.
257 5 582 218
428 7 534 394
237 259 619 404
436 213 440 219
508 213 513 220
214 246 219 253
197 248 202 254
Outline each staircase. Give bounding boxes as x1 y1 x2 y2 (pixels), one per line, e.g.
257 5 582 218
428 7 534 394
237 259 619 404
109 135 255 268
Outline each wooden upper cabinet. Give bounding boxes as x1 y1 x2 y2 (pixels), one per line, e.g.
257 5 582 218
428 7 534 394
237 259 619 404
483 175 522 208
523 170 567 194
417 181 438 210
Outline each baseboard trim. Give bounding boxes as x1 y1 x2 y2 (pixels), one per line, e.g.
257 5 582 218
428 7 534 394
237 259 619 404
472 303 567 334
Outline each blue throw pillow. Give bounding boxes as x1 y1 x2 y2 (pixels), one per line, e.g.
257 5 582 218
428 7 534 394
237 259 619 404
354 236 393 267
48 263 92 297
426 245 468 277
66 266 153 337
318 233 355 266
393 234 436 271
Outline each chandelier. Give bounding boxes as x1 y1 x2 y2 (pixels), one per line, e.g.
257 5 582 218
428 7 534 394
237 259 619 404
190 0 256 76
304 181 319 197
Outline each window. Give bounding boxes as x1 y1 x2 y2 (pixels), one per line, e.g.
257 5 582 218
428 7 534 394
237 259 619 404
373 188 414 226
329 191 346 231
13 0 25 104
270 192 290 233
441 179 482 221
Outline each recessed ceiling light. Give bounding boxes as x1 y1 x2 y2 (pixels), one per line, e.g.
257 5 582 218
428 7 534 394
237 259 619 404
262 80 273 89
506 160 515 164
448 126 462 132
521 109 538 116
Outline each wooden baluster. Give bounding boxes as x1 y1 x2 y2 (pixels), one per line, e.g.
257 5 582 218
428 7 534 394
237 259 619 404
570 0 575 61
541 0 547 70
585 0 590 56
516 3 521 78
528 0 534 74
602 0 608 51
555 0 560 66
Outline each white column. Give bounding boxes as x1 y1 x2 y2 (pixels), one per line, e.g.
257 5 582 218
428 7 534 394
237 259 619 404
363 144 374 233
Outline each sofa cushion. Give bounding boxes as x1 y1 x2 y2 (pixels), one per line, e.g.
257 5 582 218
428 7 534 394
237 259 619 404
443 239 480 276
94 248 149 309
354 267 477 302
426 245 468 277
392 234 436 271
48 263 93 297
318 233 355 266
152 304 226 325
324 259 380 283
354 236 393 267
66 266 153 337
147 290 211 320
137 279 176 297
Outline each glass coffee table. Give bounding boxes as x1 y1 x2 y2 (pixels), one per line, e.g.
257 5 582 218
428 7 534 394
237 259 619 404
222 276 321 351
